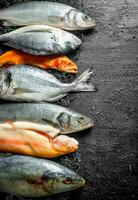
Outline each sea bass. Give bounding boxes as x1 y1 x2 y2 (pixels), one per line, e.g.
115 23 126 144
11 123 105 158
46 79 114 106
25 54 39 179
0 1 96 30
0 121 78 158
0 50 78 73
0 102 94 134
0 25 81 55
0 155 85 197
0 65 96 102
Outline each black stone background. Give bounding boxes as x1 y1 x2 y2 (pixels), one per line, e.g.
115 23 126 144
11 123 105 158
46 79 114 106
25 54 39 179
0 0 137 200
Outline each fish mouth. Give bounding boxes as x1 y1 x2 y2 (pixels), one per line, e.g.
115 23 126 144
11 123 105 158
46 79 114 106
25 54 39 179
73 38 82 48
52 66 78 74
72 138 79 146
72 176 85 189
82 20 96 29
65 68 78 74
60 121 94 134
78 177 85 187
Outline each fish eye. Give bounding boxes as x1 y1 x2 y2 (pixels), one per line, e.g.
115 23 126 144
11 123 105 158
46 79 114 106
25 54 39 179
63 177 73 184
67 145 72 151
78 117 85 123
0 21 6 26
83 15 92 22
65 41 71 47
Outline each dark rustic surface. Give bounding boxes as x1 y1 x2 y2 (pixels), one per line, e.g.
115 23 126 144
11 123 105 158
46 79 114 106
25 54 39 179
0 0 138 200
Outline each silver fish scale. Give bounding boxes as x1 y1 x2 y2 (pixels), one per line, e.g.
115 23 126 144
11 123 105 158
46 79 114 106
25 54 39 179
0 65 76 102
0 102 76 125
3 32 64 55
8 65 64 90
0 1 71 27
0 1 84 200
0 103 51 123
0 0 96 30
10 69 60 93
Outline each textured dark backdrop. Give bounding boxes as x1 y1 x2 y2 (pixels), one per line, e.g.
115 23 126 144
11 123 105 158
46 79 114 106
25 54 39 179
0 0 137 200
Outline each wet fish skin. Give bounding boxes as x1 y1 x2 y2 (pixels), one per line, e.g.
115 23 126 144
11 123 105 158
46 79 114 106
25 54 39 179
0 121 79 158
0 25 81 55
0 50 78 73
0 155 85 197
0 1 96 30
0 103 94 134
0 65 96 102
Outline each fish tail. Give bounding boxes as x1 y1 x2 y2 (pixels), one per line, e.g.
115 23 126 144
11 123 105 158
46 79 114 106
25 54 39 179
72 68 97 92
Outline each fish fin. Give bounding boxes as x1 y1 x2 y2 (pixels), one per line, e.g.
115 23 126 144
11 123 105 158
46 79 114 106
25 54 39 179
12 121 59 138
24 29 52 34
26 178 43 186
48 93 68 102
5 120 13 123
5 120 14 126
72 68 97 92
13 88 34 95
4 120 19 130
3 25 53 34
0 42 16 49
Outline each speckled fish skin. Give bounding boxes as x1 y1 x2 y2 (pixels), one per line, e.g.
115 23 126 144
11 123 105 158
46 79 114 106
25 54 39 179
0 65 96 102
0 155 85 197
0 25 82 55
0 1 96 30
0 103 94 134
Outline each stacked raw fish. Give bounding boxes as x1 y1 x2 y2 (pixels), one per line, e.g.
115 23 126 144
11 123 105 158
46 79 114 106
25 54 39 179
0 0 96 197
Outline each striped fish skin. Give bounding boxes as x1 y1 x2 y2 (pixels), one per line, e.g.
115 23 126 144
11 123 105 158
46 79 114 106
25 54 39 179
0 1 96 30
0 103 94 134
0 25 81 55
0 65 96 103
0 155 85 197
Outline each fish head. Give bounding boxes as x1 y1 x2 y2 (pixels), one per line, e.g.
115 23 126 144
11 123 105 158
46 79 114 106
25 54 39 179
53 135 79 154
66 9 96 30
57 56 78 73
61 32 81 52
43 164 85 194
0 69 11 96
57 112 94 133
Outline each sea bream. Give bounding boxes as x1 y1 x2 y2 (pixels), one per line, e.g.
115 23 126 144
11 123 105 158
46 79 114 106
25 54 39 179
0 25 81 55
0 1 96 30
0 65 96 102
0 155 85 197
0 50 78 73
0 121 79 158
0 102 94 134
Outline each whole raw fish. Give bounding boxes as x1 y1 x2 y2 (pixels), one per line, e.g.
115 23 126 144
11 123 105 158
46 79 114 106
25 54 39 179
0 50 78 73
0 65 96 102
0 155 85 197
0 1 96 30
0 102 94 134
0 121 79 158
0 25 81 55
